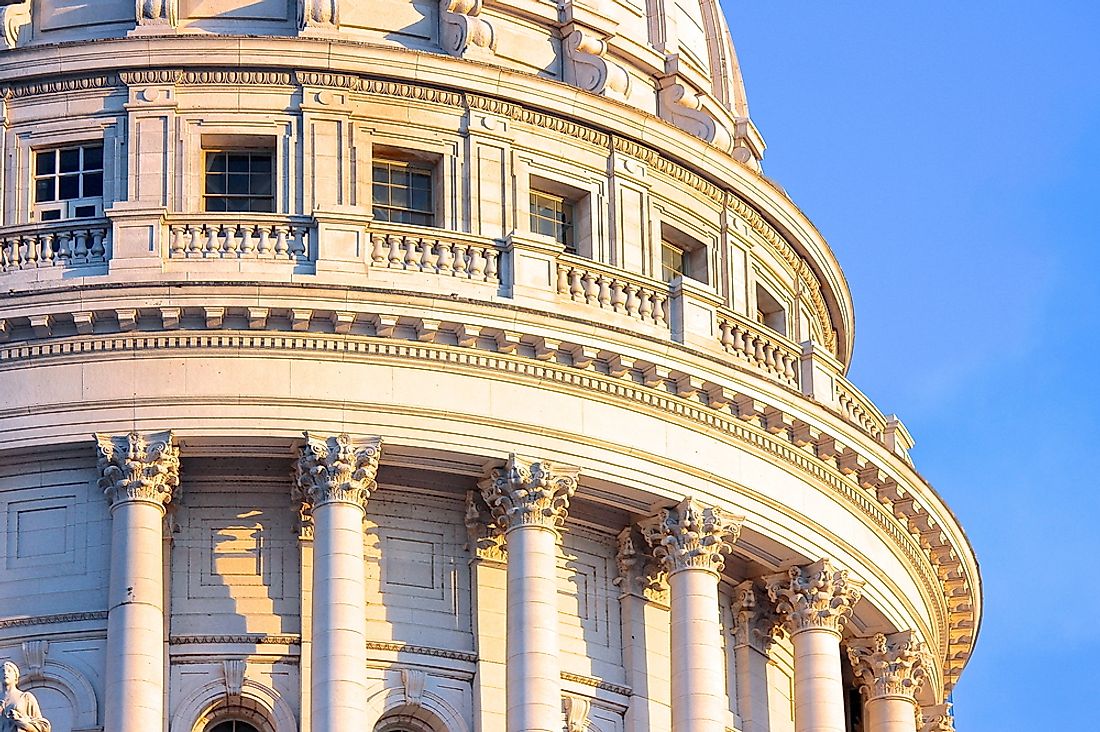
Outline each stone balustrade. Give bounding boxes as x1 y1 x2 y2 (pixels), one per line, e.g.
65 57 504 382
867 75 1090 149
368 226 501 283
167 216 312 260
556 255 670 328
835 376 888 440
717 311 801 388
0 220 109 272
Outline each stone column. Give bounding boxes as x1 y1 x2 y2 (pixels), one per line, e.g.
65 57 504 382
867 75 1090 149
479 454 580 732
640 497 745 732
764 559 865 732
95 431 180 732
731 580 782 732
294 433 383 732
847 632 928 732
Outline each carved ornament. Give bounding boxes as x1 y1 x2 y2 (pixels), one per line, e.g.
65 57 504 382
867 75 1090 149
299 0 339 30
639 497 744 576
95 431 181 509
847 631 928 702
614 526 668 604
136 0 178 26
763 558 864 635
440 0 495 60
920 703 955 732
732 580 781 654
0 0 30 50
659 77 734 154
478 454 579 533
563 694 591 732
563 28 630 101
464 490 506 563
293 433 382 509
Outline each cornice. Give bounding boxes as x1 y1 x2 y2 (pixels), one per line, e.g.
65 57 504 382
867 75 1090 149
0 302 975 689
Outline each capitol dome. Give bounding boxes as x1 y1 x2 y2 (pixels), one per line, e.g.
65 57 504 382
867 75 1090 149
0 3 976 732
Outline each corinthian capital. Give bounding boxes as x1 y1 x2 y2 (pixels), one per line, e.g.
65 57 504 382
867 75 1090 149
614 526 668 604
763 558 864 635
293 433 382 509
639 497 744 576
95 431 181 509
920 704 955 732
847 631 928 702
478 454 579 533
732 580 781 654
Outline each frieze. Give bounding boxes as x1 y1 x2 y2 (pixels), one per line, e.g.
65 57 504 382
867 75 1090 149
365 641 477 664
0 612 108 630
170 634 301 645
0 306 969 688
2 75 115 100
178 70 294 86
560 671 632 697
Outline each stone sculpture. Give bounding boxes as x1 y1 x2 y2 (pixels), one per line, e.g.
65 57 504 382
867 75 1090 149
0 662 50 732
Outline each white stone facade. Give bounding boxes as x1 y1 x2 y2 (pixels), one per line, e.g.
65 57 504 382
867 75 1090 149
0 3 979 732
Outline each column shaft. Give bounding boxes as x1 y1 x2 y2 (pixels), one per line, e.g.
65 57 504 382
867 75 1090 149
669 568 727 732
866 697 919 732
104 500 166 732
791 628 846 732
311 500 369 730
506 525 562 732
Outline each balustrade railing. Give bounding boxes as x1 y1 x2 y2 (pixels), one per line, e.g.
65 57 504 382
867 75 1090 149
835 377 888 439
368 227 501 282
717 312 800 387
0 220 109 272
556 256 670 328
167 216 311 260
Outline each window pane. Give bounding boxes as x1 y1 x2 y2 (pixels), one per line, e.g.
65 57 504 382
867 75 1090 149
205 197 228 212
59 174 80 200
225 197 249 212
373 207 391 222
411 187 431 211
373 165 389 183
227 154 250 173
73 204 97 218
83 172 103 197
35 178 55 203
249 197 275 213
388 185 409 209
206 174 226 195
59 148 81 173
251 173 272 196
35 152 55 176
83 145 104 171
250 154 272 173
207 154 226 173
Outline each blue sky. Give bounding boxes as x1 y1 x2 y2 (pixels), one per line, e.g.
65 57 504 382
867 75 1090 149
722 4 1100 729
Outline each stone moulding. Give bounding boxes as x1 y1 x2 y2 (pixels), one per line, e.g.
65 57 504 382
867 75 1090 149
0 65 841 356
0 303 975 688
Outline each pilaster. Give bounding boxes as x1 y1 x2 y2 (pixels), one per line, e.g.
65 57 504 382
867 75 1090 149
730 580 781 732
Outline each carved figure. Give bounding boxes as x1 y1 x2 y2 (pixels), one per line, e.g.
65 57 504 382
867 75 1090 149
0 662 50 732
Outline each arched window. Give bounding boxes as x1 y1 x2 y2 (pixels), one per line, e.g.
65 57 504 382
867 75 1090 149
209 722 260 732
373 716 437 732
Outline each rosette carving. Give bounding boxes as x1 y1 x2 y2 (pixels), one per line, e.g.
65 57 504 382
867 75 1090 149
847 631 928 702
1 1 31 50
95 431 181 508
440 0 495 60
614 526 668 604
763 558 864 635
293 433 382 509
136 0 178 26
563 28 630 101
478 454 579 532
639 497 744 576
298 0 339 30
732 580 781 654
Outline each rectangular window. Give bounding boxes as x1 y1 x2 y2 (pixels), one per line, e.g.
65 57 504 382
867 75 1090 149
530 190 575 252
372 160 434 226
204 151 275 213
33 144 104 210
661 239 690 282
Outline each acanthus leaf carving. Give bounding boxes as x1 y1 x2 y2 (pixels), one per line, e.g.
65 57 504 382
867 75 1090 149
95 431 181 509
563 27 631 102
136 0 178 27
614 525 668 604
639 497 743 576
478 454 579 533
847 631 929 702
464 490 506 563
563 694 591 732
0 0 31 50
440 0 495 60
298 0 339 30
920 703 955 732
732 580 781 654
763 558 864 635
293 433 382 509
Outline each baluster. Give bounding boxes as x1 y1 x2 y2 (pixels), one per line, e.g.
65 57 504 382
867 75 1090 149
610 281 627 313
583 272 599 304
454 244 469 277
468 246 486 280
652 292 668 326
597 276 612 308
56 231 73 263
238 225 255 256
625 284 640 317
218 225 233 256
181 225 197 256
257 226 272 256
170 226 185 257
274 226 289 257
39 233 55 266
569 268 585 300
290 227 308 258
485 249 499 282
732 325 747 355
203 225 219 257
0 238 11 271
387 234 403 268
404 237 421 270
370 233 386 265
753 334 766 365
71 229 88 261
719 321 734 350
783 353 798 383
437 241 455 274
763 342 778 372
556 264 570 294
89 229 106 260
638 290 653 322
24 236 38 268
420 238 435 273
